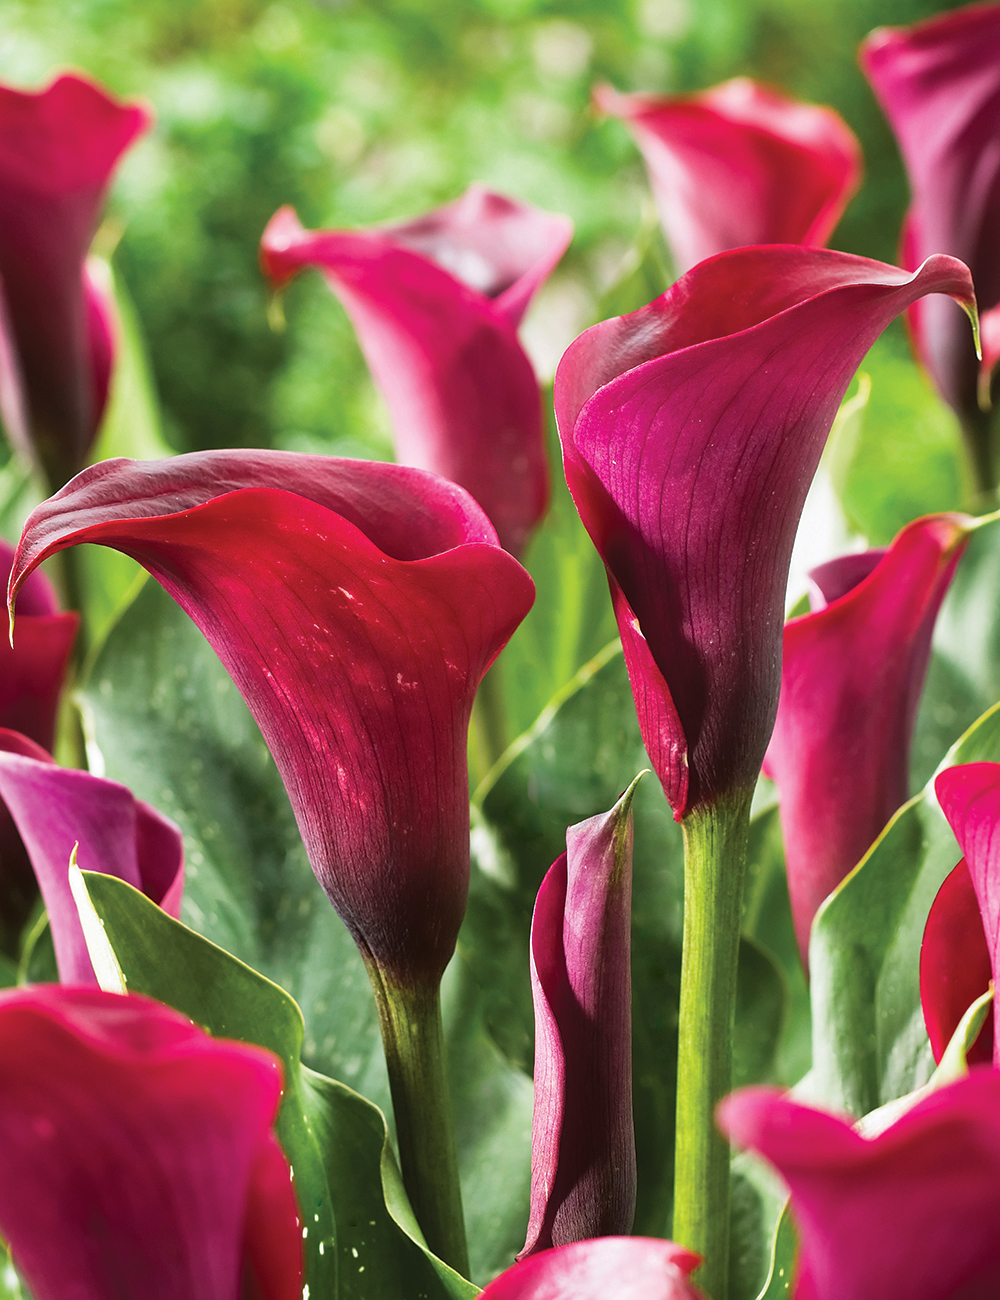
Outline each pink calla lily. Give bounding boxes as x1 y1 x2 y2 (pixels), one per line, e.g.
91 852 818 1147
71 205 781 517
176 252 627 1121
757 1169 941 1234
483 1237 703 1299
920 859 993 1066
0 984 300 1300
259 185 573 555
520 783 638 1258
763 513 971 967
0 727 183 984
8 449 535 990
0 540 76 953
720 1073 1000 1300
861 4 1000 487
595 79 860 273
932 761 1000 1066
554 246 976 818
0 73 150 489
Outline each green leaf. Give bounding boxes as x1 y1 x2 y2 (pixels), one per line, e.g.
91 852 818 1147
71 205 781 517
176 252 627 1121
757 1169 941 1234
494 414 618 741
471 641 683 1237
80 871 478 1300
79 578 529 1284
754 1203 796 1300
808 699 1000 1117
733 938 785 1092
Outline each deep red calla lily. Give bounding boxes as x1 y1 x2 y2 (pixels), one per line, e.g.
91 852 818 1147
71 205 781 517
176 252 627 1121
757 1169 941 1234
933 761 1000 1067
9 450 535 989
259 185 573 555
0 540 76 953
763 513 971 966
520 785 637 1258
720 1073 1000 1300
0 73 150 489
920 859 993 1066
0 984 300 1300
0 727 183 984
554 246 976 819
861 4 1000 484
595 79 860 273
483 1238 703 1299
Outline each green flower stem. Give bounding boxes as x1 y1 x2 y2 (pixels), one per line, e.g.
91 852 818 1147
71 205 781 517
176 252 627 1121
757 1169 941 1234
673 789 753 1300
959 407 999 501
367 970 470 1278
472 664 507 781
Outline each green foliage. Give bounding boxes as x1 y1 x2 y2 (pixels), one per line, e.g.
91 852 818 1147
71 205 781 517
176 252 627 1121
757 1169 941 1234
79 871 477 1300
809 701 1000 1119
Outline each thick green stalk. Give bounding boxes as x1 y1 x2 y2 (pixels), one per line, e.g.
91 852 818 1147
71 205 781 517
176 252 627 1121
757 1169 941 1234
367 970 470 1278
959 406 999 502
673 790 753 1300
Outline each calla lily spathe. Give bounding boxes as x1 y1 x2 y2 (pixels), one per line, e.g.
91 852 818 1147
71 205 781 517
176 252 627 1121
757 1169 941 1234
259 186 572 555
0 73 150 490
0 727 183 985
483 1237 704 1300
554 245 976 819
595 79 860 272
920 857 993 1066
763 513 971 967
720 1073 1000 1300
930 761 1000 1067
861 3 1000 489
9 449 534 992
0 985 300 1300
520 783 638 1258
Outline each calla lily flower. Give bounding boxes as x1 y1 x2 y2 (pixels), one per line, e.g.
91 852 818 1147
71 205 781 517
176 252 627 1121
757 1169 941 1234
0 727 183 984
932 761 1000 1066
861 4 1000 488
594 79 860 273
484 1238 704 1299
0 73 151 490
520 782 639 1258
554 245 976 819
259 185 573 555
720 1072 1000 1300
763 513 971 967
8 449 535 992
0 540 77 953
920 859 993 1066
0 984 300 1300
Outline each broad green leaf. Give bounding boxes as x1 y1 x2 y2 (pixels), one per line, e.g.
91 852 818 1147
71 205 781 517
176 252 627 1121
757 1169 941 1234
755 1203 796 1300
80 871 478 1300
733 938 785 1092
494 414 618 742
730 1153 788 1300
808 700 1000 1117
79 578 528 1284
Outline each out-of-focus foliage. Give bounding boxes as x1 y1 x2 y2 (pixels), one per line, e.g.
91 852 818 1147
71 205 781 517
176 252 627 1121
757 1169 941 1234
0 0 969 458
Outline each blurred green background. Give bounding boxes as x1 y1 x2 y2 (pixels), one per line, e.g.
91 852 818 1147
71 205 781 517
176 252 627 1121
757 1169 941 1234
0 0 970 461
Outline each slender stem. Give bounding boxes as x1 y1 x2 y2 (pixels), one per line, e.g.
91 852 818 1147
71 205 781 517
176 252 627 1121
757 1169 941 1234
673 790 753 1300
367 970 470 1278
959 407 999 502
472 664 507 781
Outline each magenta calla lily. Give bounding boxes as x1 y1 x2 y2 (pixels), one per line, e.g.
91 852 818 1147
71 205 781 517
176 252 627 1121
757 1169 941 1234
933 761 1000 1067
0 727 183 984
595 79 860 273
0 540 76 953
520 783 638 1258
920 860 993 1066
0 984 300 1300
483 1238 703 1300
0 73 150 489
762 513 971 967
720 1073 1000 1300
259 185 573 555
554 246 976 819
8 449 535 991
861 4 1000 487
